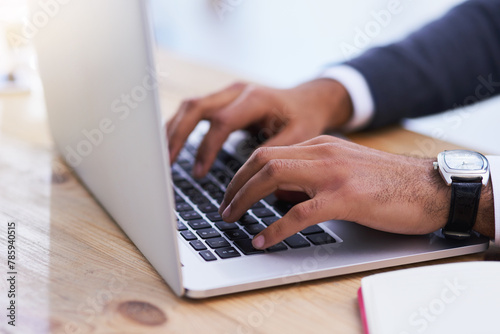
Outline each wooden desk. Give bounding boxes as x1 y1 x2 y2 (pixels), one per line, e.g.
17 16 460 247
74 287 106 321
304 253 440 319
0 50 495 334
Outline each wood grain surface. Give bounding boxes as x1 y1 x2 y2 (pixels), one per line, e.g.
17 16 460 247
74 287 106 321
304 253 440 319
0 49 492 334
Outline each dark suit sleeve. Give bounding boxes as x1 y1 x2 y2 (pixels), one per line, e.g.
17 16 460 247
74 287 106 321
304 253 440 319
345 0 500 129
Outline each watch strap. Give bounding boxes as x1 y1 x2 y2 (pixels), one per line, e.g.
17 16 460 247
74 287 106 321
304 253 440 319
442 176 482 239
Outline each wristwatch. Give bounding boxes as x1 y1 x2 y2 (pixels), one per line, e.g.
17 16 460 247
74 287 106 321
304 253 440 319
433 150 490 239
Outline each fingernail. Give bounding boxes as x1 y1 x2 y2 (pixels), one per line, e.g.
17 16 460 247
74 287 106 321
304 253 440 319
252 235 265 249
219 200 227 215
193 162 203 178
222 204 231 220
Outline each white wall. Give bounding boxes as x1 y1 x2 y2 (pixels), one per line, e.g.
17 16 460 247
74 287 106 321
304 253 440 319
152 0 465 87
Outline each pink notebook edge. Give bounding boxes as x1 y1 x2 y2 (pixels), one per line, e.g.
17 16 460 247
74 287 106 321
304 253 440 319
357 287 370 334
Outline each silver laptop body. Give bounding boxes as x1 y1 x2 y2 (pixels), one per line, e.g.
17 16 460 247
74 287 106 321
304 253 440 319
31 0 489 298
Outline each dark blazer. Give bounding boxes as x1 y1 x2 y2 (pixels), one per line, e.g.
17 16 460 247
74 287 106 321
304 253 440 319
346 0 500 129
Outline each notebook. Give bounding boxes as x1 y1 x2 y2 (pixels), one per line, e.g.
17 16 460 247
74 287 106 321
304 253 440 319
358 261 500 334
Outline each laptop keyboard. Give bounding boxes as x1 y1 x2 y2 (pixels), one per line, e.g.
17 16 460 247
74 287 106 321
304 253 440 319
172 143 336 262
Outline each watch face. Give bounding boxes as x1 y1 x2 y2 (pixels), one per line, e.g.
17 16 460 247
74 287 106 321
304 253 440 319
444 150 484 170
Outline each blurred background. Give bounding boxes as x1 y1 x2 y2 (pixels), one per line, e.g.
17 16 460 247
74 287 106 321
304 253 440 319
1 0 499 154
150 0 465 87
2 0 466 89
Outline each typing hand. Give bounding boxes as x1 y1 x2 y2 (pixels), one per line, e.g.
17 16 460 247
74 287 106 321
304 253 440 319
167 79 353 178
219 135 452 249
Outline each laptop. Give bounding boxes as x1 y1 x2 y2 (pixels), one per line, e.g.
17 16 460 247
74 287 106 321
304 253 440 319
30 0 490 298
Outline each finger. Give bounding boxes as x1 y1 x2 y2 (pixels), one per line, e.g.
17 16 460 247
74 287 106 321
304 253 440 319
167 83 246 163
167 82 246 136
252 197 331 249
220 145 321 213
260 121 308 148
191 86 279 177
221 159 316 222
167 100 204 163
192 122 231 178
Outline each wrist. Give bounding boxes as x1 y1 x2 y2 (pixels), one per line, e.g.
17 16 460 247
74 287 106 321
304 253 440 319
428 157 495 238
422 158 451 232
297 78 353 130
474 182 495 238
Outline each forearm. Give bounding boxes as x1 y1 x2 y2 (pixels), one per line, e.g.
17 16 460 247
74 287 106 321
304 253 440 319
291 78 353 130
475 182 495 238
424 158 495 239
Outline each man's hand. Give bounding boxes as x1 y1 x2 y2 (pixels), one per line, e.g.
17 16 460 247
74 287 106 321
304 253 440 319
167 79 353 178
219 135 455 249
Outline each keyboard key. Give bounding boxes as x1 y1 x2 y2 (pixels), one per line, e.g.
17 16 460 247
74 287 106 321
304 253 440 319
227 161 242 173
198 203 218 213
176 221 187 231
206 237 230 249
211 169 232 187
212 195 224 204
266 242 288 252
217 150 241 171
245 224 266 235
307 233 336 245
177 157 190 165
174 180 193 190
252 208 275 218
262 216 279 226
239 214 258 225
184 188 202 198
180 211 202 221
199 250 217 261
174 193 184 204
185 143 197 155
178 161 192 172
284 234 310 248
225 229 249 240
202 181 220 193
206 212 223 222
214 221 239 231
171 164 183 174
251 201 265 209
234 239 265 255
263 193 278 206
197 177 212 187
190 195 210 205
188 219 211 230
197 228 221 239
176 203 193 212
274 200 294 216
208 189 225 198
300 225 324 235
171 172 183 182
215 247 241 259
189 240 207 251
180 230 197 241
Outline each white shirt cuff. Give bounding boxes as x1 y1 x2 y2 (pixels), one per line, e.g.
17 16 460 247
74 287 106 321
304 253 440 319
319 65 375 132
487 155 500 247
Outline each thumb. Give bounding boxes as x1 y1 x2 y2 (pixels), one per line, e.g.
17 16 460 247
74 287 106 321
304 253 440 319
260 122 306 148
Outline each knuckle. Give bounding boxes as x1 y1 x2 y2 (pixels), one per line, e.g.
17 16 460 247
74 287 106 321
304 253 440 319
317 135 334 143
182 98 201 113
319 141 341 154
251 147 271 165
263 159 284 178
229 81 247 91
211 114 232 129
290 203 313 222
245 85 265 100
268 220 286 239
